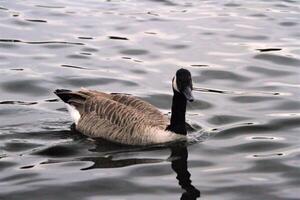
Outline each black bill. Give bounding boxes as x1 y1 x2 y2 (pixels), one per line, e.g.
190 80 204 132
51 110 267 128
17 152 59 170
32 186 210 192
183 87 194 102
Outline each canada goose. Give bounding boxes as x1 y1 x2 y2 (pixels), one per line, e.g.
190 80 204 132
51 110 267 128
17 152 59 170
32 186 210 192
54 68 194 145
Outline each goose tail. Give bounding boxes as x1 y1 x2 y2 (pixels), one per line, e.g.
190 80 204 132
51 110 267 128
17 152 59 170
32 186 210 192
54 89 87 125
54 89 76 103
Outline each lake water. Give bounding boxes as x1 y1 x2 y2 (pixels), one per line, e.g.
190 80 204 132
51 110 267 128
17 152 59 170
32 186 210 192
0 0 300 199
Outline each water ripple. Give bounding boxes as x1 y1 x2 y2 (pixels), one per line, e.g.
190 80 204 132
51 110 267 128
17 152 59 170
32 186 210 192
215 117 300 139
0 39 84 46
254 54 300 67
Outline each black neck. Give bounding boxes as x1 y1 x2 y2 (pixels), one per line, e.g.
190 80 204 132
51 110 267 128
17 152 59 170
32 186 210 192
167 90 187 135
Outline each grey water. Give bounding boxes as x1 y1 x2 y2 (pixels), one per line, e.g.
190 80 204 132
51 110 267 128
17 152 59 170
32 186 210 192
0 0 300 199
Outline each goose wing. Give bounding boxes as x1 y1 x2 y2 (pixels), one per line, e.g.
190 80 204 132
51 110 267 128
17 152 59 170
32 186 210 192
77 96 177 145
77 89 169 128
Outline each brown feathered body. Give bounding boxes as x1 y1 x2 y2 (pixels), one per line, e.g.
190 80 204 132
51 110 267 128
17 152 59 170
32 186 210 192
55 89 185 145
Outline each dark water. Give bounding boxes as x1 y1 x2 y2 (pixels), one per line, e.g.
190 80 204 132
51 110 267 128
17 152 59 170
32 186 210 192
1 0 300 199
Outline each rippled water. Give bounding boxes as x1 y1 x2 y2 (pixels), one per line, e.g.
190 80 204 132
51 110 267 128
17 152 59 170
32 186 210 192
1 0 300 199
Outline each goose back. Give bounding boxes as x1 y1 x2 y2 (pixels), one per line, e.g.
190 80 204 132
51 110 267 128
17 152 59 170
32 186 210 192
77 89 169 129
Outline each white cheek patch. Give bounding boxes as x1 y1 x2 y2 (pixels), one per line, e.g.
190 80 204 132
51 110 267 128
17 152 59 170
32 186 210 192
66 104 81 125
172 76 179 92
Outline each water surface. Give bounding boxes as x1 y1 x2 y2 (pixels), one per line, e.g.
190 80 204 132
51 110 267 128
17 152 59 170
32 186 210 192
1 0 300 199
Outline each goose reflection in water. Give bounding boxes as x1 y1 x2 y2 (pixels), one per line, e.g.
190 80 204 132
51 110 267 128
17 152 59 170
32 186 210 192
80 140 200 199
171 145 200 200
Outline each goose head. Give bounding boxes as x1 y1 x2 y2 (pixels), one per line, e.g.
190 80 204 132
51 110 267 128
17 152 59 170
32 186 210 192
172 68 194 102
